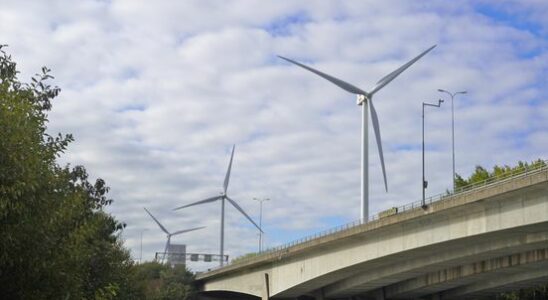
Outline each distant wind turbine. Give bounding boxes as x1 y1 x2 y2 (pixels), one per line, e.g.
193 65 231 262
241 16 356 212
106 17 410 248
278 45 436 221
144 207 205 264
173 145 262 266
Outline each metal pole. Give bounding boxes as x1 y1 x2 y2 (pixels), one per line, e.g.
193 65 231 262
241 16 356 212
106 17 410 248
438 89 466 192
422 100 443 209
422 104 425 208
259 200 262 252
253 197 270 252
361 97 369 222
451 93 455 191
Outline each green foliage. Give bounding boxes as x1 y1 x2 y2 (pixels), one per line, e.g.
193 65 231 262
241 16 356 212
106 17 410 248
455 159 546 189
497 285 548 300
135 261 169 281
230 252 259 264
0 45 139 299
0 44 198 298
132 262 197 300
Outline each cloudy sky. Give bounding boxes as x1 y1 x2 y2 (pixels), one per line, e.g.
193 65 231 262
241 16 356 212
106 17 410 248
1 0 547 271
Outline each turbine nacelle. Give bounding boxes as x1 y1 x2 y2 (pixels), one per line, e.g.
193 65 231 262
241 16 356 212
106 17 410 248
356 94 369 106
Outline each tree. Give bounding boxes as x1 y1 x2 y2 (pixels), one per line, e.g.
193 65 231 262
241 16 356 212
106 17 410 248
455 159 546 190
132 262 197 300
0 44 139 299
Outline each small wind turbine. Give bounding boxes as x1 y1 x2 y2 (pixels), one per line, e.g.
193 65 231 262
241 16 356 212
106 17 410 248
144 207 205 264
173 145 262 266
278 45 436 221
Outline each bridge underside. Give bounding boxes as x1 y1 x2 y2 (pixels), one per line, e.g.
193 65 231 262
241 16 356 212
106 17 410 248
196 170 548 300
282 225 548 300
198 291 260 300
199 220 548 300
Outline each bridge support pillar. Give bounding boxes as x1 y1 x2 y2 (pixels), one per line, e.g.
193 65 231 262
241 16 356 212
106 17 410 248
262 273 270 300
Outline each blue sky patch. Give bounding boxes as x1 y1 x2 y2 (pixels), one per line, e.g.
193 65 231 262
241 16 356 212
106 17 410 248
116 104 146 113
393 144 421 151
474 3 544 38
120 67 139 80
263 11 310 37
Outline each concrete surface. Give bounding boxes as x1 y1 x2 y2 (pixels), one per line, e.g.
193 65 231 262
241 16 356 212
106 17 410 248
195 168 548 299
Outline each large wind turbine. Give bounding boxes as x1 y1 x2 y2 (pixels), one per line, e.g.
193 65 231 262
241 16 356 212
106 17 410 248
173 145 262 266
278 45 436 221
144 207 205 264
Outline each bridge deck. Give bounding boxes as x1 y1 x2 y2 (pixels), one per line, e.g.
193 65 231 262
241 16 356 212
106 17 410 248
194 163 548 300
197 163 548 282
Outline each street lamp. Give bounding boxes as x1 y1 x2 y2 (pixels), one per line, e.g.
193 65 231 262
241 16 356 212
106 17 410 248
422 99 444 209
438 89 467 191
253 197 270 252
139 229 148 264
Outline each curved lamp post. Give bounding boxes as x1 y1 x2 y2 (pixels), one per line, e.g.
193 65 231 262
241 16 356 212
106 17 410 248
422 99 444 208
438 89 467 191
253 197 270 252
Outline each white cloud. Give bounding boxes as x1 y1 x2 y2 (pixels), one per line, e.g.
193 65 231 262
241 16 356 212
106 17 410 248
1 0 546 271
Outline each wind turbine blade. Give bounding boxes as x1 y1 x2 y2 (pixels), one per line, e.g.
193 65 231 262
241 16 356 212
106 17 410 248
144 207 170 235
278 55 368 95
369 45 436 95
226 196 263 233
171 226 206 236
223 145 235 194
369 99 388 192
173 195 222 211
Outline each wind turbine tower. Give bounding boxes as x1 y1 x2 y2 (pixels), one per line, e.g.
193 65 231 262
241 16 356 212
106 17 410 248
174 145 262 266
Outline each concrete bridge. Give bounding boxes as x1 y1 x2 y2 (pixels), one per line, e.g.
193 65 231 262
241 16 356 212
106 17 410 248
195 164 548 300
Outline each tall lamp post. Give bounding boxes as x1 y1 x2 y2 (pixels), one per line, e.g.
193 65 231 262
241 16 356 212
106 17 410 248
253 197 269 252
422 99 444 208
437 89 467 191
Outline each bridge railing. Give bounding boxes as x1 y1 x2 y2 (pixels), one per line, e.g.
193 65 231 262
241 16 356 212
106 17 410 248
221 159 548 269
